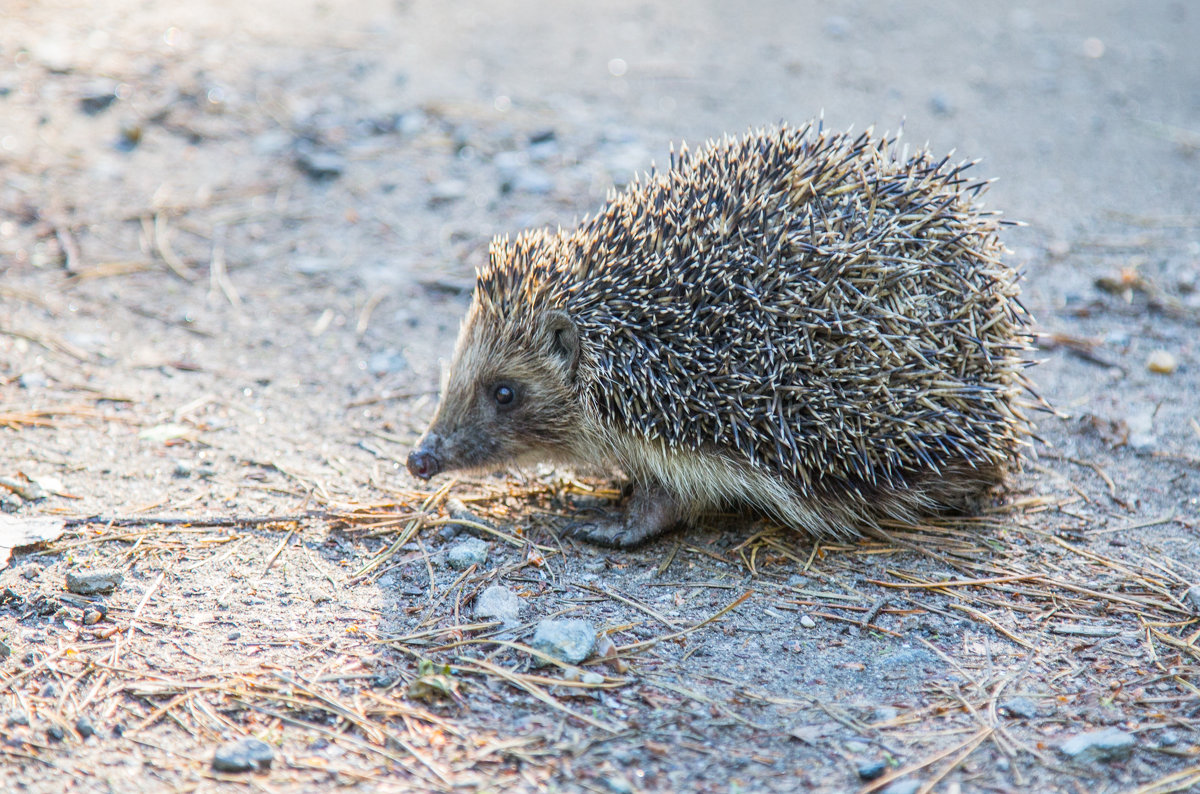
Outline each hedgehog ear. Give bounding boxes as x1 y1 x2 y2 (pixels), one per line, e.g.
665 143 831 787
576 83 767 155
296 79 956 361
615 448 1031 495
543 310 580 377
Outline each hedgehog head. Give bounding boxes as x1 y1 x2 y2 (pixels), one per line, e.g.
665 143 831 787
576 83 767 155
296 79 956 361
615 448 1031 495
407 232 588 480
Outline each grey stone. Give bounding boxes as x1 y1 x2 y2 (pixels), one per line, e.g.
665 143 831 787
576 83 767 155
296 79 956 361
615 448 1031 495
0 639 10 660
430 179 468 203
79 81 118 115
1126 409 1156 450
601 774 634 794
1059 727 1135 764
875 646 940 670
65 570 123 595
530 618 597 665
999 696 1040 719
294 148 345 181
213 736 275 772
446 538 488 570
528 139 559 162
857 759 888 780
511 168 553 194
75 716 94 738
18 372 48 389
1184 584 1200 612
474 584 520 625
367 349 408 376
882 781 920 794
872 706 899 723
252 130 292 156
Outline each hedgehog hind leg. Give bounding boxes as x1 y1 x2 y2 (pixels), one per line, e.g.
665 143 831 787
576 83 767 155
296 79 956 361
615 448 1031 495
564 481 686 548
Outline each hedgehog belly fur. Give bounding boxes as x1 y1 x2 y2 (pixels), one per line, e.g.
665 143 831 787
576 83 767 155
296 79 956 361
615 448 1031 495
608 432 982 538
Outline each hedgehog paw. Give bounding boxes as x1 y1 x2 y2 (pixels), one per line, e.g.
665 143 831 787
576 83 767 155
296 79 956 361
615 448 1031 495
564 517 664 548
564 485 683 548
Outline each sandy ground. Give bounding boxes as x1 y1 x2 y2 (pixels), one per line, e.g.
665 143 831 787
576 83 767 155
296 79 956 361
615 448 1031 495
1 1 1199 792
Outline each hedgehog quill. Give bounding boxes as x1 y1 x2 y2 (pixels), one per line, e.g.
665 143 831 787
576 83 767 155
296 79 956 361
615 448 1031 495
407 121 1037 547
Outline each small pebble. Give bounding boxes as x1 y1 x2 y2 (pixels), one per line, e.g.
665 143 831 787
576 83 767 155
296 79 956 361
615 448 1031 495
857 759 888 781
294 148 345 181
20 563 44 581
999 696 1039 719
474 584 521 625
874 646 939 670
47 725 65 742
445 497 493 536
799 614 816 628
1059 727 1135 764
1146 349 1177 375
446 538 489 570
872 706 899 723
65 570 123 595
18 372 48 389
429 179 468 203
511 168 553 194
1125 409 1157 450
0 640 10 660
6 712 29 727
212 736 275 773
601 774 634 794
78 81 118 115
75 716 95 738
367 349 408 376
82 607 106 625
530 618 597 665
1184 584 1200 612
882 780 921 794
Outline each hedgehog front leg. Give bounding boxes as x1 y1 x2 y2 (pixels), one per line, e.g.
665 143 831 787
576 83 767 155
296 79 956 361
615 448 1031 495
565 482 685 548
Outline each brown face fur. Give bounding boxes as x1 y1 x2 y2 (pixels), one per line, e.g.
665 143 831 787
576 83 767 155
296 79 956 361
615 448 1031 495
407 302 586 479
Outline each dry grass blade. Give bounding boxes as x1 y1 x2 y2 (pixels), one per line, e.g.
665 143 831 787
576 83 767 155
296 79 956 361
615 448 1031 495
616 590 754 653
869 573 1044 589
1128 764 1200 794
351 480 456 581
455 656 623 734
861 726 994 794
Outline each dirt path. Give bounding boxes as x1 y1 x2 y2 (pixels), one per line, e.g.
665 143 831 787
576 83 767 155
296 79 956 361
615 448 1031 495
2 2 1198 791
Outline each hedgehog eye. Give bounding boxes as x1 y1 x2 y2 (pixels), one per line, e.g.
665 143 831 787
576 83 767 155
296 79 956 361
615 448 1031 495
493 383 517 408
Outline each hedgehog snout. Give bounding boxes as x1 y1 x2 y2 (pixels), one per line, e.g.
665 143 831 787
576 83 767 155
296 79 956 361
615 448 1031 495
407 438 443 480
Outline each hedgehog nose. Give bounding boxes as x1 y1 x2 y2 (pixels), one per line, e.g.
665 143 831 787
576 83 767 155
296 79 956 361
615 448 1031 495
407 448 442 480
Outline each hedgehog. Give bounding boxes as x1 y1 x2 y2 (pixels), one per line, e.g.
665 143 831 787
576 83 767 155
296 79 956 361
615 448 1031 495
406 121 1036 547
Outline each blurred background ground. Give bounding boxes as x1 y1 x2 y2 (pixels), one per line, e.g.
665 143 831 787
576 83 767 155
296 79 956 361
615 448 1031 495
1 1 1198 792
